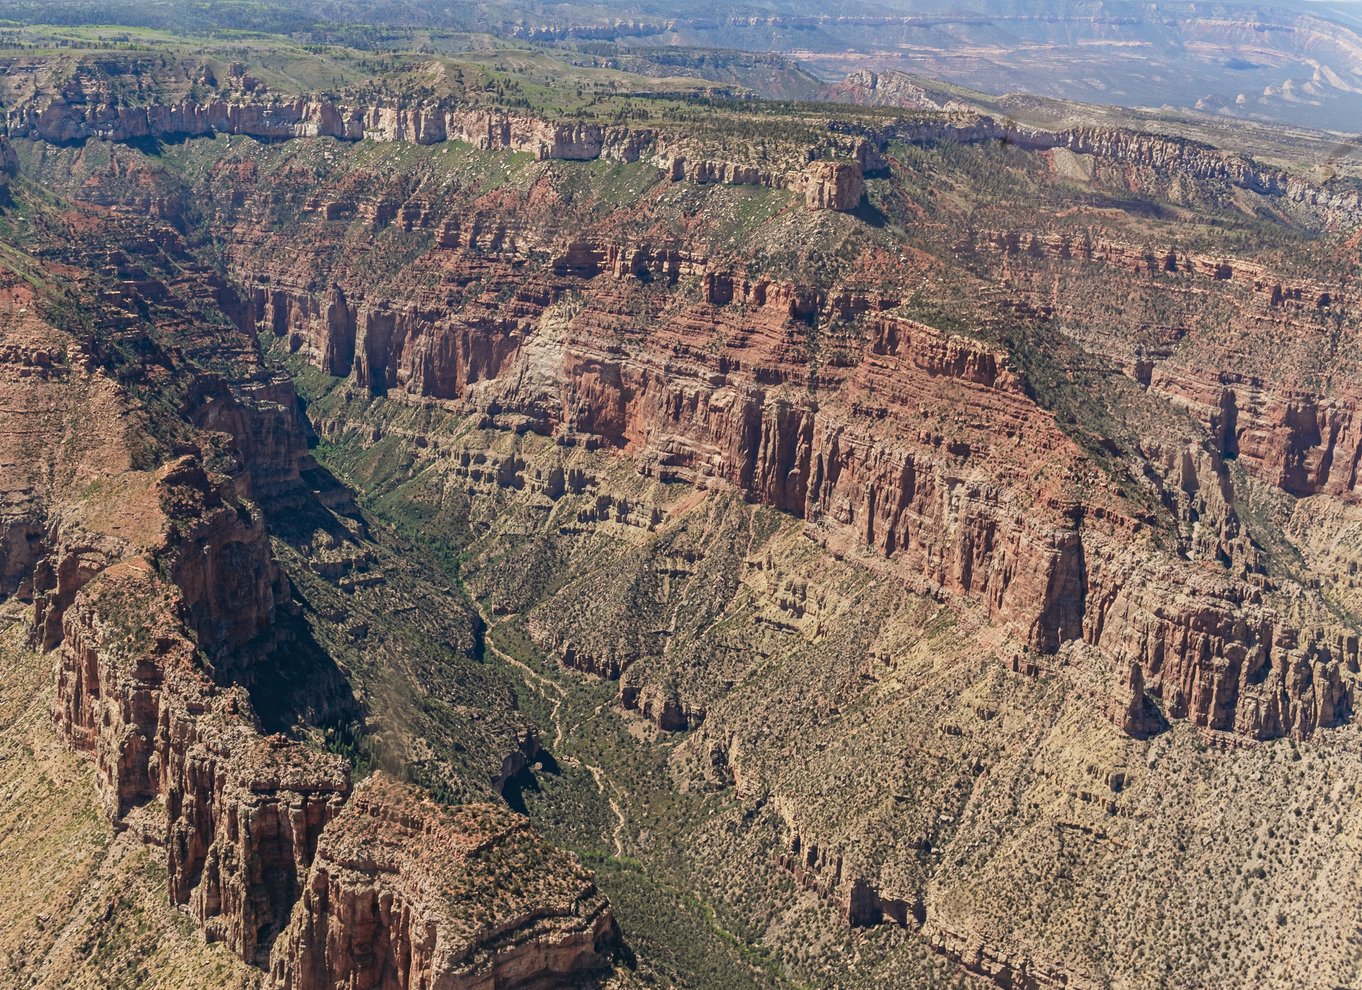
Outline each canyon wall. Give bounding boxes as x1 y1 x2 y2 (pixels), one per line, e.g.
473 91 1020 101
38 450 350 963
9 75 1359 223
831 66 1362 224
55 555 350 963
961 225 1362 503
239 237 1357 741
5 90 871 209
8 71 1361 987
888 114 1362 226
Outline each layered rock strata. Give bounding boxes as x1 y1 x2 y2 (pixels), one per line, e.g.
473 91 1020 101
804 160 865 211
57 558 350 962
44 455 350 963
10 68 1357 221
6 90 873 209
35 437 619 989
273 774 618 990
959 226 1362 503
832 69 1362 226
242 232 1356 741
8 68 1362 989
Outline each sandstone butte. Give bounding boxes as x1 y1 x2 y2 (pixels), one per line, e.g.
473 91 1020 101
2 44 1362 990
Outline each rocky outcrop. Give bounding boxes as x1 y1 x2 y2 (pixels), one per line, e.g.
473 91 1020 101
926 924 1101 990
960 226 1362 505
39 455 343 959
966 227 1336 298
779 829 923 931
1077 544 1355 737
40 446 618 990
491 729 543 794
188 370 318 505
273 774 618 990
801 160 864 211
13 68 1360 228
32 455 286 662
1149 365 1362 500
0 517 41 598
0 206 620 989
621 681 695 731
52 521 617 988
54 552 352 963
6 90 606 156
825 70 954 112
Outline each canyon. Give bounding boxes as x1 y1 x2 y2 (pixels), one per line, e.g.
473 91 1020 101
1 28 1361 990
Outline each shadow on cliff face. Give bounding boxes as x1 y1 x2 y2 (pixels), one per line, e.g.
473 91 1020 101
250 480 368 739
1084 192 1172 219
504 746 566 815
502 763 542 816
1128 692 1171 740
250 599 365 739
848 196 888 228
537 748 563 776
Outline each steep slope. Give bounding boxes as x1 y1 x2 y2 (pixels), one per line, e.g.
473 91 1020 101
143 119 1357 746
21 65 1348 986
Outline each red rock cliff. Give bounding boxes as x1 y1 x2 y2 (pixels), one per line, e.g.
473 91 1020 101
239 236 1356 741
274 774 617 990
